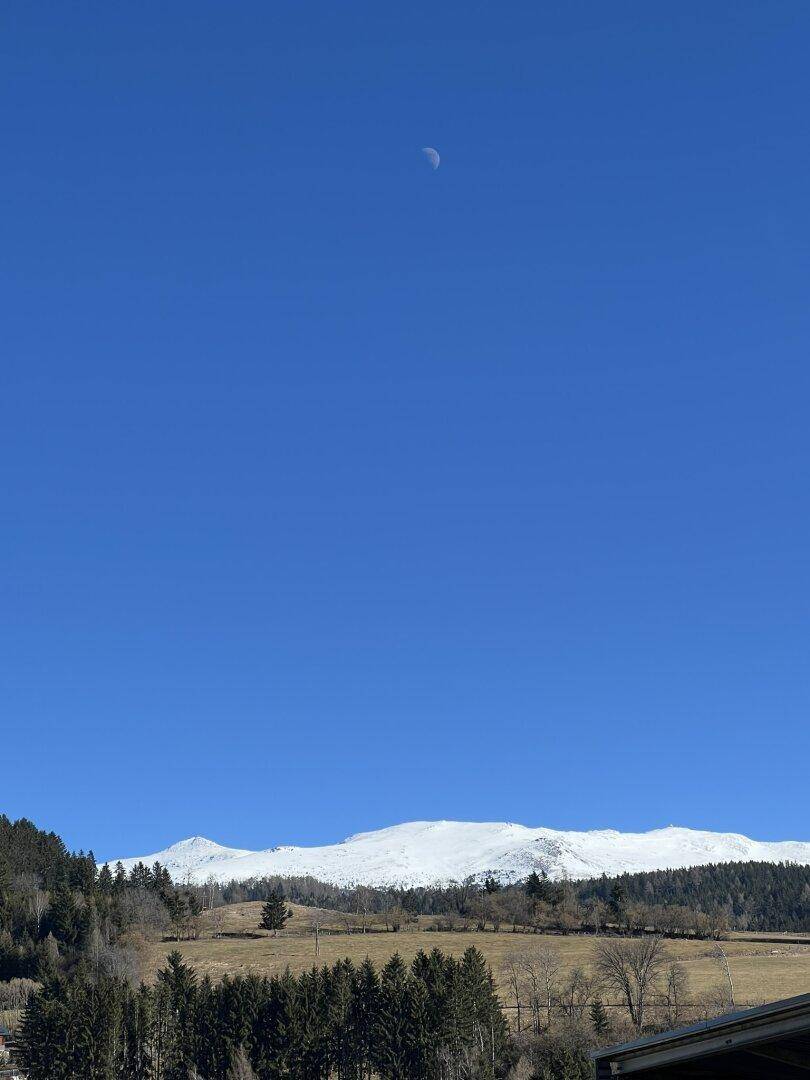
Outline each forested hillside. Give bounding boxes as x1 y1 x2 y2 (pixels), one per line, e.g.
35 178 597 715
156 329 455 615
0 815 200 984
216 860 810 935
578 861 810 933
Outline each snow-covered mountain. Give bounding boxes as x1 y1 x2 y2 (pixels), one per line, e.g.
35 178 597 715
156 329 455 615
102 820 810 888
108 836 255 879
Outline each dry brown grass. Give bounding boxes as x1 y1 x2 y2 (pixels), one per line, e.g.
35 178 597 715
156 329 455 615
141 901 810 1007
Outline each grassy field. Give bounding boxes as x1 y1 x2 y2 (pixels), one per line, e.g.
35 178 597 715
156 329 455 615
142 902 810 1007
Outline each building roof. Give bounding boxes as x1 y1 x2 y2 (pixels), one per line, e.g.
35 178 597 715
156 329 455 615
592 992 810 1077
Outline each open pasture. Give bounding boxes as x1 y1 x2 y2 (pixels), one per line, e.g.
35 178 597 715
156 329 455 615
142 902 810 1006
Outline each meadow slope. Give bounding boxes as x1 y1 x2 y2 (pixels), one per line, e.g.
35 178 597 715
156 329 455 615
142 902 810 1008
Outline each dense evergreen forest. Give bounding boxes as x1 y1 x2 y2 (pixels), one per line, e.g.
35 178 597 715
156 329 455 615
577 862 810 933
20 947 515 1080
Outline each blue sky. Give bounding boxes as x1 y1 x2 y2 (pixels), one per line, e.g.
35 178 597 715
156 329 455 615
2 2 809 861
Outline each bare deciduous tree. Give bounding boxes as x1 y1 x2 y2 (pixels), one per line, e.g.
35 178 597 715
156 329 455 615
520 946 562 1032
584 896 608 935
352 886 374 933
12 875 49 936
227 1047 258 1080
664 962 689 1027
29 889 48 935
593 936 667 1032
203 874 219 911
501 955 525 1032
710 943 735 1008
558 966 597 1020
309 908 330 958
210 906 224 938
0 978 39 1017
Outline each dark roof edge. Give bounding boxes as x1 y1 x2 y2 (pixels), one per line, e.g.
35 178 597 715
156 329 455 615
591 991 810 1061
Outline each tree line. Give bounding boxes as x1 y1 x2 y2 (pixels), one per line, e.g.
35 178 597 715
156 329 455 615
0 816 201 987
213 860 810 936
578 860 810 933
19 946 514 1080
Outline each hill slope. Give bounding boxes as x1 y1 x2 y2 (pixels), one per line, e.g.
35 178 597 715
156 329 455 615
103 820 810 887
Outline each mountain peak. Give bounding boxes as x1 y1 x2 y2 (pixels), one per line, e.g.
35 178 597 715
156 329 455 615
102 819 810 888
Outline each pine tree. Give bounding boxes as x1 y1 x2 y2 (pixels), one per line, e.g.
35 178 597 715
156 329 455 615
352 957 380 1078
255 968 300 1079
36 933 61 980
48 884 80 947
97 863 114 895
165 892 188 941
373 954 411 1080
590 999 610 1039
19 978 72 1079
525 871 542 897
404 973 432 1079
326 958 358 1079
113 861 127 894
259 890 292 935
456 946 513 1078
609 882 628 926
68 974 121 1079
294 966 331 1079
129 862 151 890
525 870 551 905
155 951 198 1080
120 984 154 1080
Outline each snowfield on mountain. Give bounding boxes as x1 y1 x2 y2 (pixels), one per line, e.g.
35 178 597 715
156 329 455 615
102 820 810 888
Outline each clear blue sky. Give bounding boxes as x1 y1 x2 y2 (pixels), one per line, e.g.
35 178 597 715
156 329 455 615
3 2 809 861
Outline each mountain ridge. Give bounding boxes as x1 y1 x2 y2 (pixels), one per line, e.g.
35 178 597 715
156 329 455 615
102 820 810 888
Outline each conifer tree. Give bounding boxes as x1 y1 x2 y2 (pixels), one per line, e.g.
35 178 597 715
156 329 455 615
373 953 411 1080
326 958 359 1078
259 889 292 934
113 861 127 893
457 946 512 1078
590 999 610 1039
129 861 151 890
68 974 121 1079
525 869 551 905
120 983 154 1080
48 883 81 947
352 956 380 1078
19 979 72 1079
19 947 520 1080
165 892 188 940
36 933 60 980
404 971 432 1079
155 951 199 1080
97 863 114 895
294 966 331 1078
609 882 628 926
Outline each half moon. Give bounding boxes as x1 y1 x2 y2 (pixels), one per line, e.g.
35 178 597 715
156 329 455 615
422 146 440 170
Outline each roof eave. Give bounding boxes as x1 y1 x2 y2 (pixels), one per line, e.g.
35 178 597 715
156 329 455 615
592 992 810 1072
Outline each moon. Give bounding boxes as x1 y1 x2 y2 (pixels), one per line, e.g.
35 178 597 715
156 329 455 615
422 146 440 171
